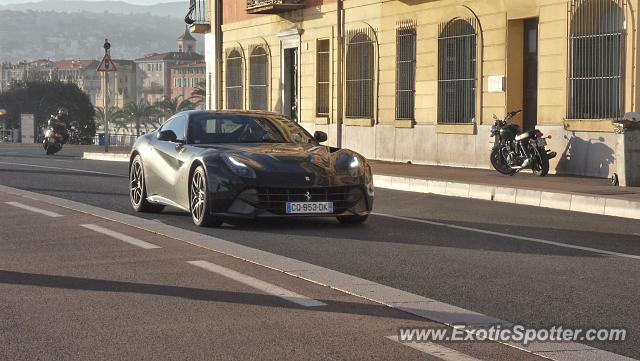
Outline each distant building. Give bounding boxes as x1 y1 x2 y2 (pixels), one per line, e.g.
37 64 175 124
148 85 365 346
0 58 136 108
135 27 203 104
170 61 206 107
95 60 137 109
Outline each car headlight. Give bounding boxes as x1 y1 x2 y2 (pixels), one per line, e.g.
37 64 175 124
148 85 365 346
222 154 256 179
348 155 364 177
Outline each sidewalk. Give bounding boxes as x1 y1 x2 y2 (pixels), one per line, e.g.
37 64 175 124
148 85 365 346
370 160 640 220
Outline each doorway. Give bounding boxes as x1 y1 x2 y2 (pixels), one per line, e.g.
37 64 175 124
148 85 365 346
283 47 298 121
522 18 539 130
506 17 539 130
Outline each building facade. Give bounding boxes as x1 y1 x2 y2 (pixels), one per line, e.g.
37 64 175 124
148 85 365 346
190 0 639 178
135 28 204 104
170 61 206 104
95 60 138 109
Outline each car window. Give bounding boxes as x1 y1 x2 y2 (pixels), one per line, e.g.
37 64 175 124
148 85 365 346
160 114 187 142
188 114 315 145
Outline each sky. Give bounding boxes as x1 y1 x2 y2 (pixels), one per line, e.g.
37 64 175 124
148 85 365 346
0 0 177 5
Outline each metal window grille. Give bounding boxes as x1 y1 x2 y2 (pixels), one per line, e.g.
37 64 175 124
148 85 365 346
396 20 417 120
438 18 477 124
225 50 243 109
249 46 269 111
346 29 375 118
316 39 330 117
568 0 626 120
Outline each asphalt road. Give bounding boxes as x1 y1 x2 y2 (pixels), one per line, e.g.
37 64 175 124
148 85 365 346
1 144 639 359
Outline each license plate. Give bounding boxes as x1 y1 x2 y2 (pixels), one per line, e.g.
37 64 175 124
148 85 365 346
286 202 334 214
537 138 547 147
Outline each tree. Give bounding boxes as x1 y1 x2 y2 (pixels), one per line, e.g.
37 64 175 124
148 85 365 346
0 80 95 141
122 101 159 136
157 95 194 118
95 106 128 134
189 81 206 109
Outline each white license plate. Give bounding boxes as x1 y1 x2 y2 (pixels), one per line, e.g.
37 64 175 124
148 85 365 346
537 138 547 147
286 202 334 214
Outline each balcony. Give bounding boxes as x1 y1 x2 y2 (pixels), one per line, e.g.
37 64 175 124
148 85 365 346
184 0 210 33
246 0 305 14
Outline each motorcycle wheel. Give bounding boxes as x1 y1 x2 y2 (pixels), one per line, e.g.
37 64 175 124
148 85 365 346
531 147 549 177
490 148 517 176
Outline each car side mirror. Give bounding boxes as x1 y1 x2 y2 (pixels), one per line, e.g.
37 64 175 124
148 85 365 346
314 131 328 143
157 129 178 142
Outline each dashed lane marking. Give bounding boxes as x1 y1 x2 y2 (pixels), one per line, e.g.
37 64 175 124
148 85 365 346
81 224 161 249
188 260 327 307
5 201 64 217
386 336 483 361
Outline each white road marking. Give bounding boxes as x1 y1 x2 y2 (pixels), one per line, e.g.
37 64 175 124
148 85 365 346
373 212 640 261
81 224 161 249
386 336 482 361
187 260 327 307
0 161 123 177
5 201 64 217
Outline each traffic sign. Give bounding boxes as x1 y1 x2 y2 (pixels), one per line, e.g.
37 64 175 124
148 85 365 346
97 54 117 72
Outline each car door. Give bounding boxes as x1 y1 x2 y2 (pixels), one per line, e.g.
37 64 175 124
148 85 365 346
148 114 188 203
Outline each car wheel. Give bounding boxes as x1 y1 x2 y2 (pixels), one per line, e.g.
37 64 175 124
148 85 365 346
336 214 369 225
130 155 164 213
190 166 224 227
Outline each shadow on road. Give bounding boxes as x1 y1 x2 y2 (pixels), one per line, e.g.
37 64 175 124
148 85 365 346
0 270 424 321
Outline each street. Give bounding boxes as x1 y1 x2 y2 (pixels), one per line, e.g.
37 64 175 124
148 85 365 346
1 144 639 361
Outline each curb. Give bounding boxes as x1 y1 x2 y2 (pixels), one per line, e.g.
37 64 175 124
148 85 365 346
82 152 129 162
373 174 640 220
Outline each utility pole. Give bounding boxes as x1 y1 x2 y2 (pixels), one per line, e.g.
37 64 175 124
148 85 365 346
97 39 117 152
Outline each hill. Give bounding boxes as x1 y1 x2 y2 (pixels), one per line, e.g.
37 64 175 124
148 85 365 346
0 9 203 63
0 0 185 18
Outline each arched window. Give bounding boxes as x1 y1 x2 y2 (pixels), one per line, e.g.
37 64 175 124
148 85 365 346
438 18 477 124
225 50 243 109
346 31 374 118
569 0 625 119
249 46 268 111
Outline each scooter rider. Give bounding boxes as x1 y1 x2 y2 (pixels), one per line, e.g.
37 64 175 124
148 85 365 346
48 108 69 142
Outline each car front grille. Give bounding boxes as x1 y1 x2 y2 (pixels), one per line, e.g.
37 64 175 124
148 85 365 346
255 186 357 214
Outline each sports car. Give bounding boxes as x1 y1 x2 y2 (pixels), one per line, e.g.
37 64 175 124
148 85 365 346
128 110 374 227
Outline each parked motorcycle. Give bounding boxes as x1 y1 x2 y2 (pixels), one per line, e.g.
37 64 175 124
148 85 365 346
490 110 557 176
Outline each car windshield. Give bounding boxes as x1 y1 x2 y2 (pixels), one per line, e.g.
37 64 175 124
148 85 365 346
188 114 315 145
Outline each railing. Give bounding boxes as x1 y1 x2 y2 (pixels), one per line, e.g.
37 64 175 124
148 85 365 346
185 0 209 27
246 0 305 14
94 134 138 147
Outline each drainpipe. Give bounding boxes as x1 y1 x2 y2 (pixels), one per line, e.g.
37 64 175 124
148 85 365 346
336 0 344 148
213 0 223 110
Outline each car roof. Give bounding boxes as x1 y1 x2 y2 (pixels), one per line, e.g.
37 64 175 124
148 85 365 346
182 109 288 119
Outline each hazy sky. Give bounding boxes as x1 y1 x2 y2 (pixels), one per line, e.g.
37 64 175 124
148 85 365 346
0 0 177 5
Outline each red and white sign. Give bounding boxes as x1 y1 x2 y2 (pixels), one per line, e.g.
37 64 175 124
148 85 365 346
97 54 117 72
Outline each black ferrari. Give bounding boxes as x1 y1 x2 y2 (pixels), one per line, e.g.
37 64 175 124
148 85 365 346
128 110 374 227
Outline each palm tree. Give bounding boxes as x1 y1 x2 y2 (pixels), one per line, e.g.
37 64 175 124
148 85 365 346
157 95 194 118
95 106 126 133
189 81 206 109
121 101 160 136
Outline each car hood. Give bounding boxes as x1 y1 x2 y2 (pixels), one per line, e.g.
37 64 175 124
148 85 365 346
195 143 359 176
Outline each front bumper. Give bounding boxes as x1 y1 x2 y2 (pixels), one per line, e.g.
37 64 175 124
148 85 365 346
208 185 372 219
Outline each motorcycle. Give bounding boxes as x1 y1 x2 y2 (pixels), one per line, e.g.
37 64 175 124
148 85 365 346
42 119 67 155
490 110 557 176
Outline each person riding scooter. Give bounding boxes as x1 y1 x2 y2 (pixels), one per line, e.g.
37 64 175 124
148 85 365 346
47 108 69 143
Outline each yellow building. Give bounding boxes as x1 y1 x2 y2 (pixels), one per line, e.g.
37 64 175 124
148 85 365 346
188 0 637 178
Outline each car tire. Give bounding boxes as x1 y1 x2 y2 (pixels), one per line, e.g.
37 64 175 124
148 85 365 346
130 155 165 213
190 166 224 227
336 214 369 225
